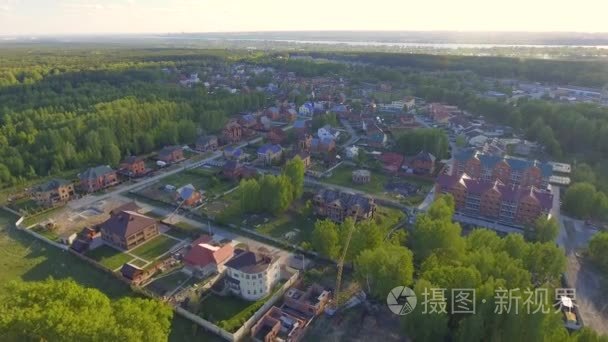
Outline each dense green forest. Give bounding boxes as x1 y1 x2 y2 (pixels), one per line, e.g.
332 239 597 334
0 48 267 187
303 51 608 87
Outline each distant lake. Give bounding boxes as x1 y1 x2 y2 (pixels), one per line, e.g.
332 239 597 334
157 36 608 49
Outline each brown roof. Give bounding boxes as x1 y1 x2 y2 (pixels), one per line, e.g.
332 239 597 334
184 235 234 268
99 211 156 237
110 202 141 216
225 249 277 274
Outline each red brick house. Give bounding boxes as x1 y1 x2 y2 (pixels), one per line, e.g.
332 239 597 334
99 210 159 250
435 173 553 226
79 165 118 193
221 161 257 181
183 235 234 277
453 150 553 188
119 156 147 177
222 120 243 144
407 151 436 175
378 152 404 174
267 127 287 145
158 146 185 164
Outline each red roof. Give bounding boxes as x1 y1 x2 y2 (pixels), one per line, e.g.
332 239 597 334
379 152 404 173
184 235 234 268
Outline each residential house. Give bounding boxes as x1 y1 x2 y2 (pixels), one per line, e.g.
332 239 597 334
313 189 376 222
224 146 245 161
310 138 336 156
317 125 339 141
79 165 118 193
32 179 75 207
224 249 281 301
293 151 311 169
435 173 553 226
293 119 310 137
298 102 314 116
345 146 359 160
119 156 147 177
428 103 455 124
453 150 553 188
283 283 331 318
223 120 243 144
257 144 283 165
239 114 258 129
99 210 159 250
251 306 306 342
406 151 436 175
221 161 257 181
282 108 298 122
183 235 234 277
366 126 387 148
378 152 404 174
70 226 103 253
120 263 145 284
299 134 313 152
266 107 281 121
267 127 287 145
195 135 219 152
158 146 185 164
175 184 203 207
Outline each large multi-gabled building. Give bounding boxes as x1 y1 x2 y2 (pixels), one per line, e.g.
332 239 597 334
453 150 553 188
99 210 159 250
312 189 376 222
78 165 118 193
435 173 553 226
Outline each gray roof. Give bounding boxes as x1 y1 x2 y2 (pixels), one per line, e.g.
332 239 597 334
35 179 71 192
79 165 114 180
314 189 375 212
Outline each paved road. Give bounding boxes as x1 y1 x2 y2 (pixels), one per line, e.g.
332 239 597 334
69 150 224 210
68 124 297 211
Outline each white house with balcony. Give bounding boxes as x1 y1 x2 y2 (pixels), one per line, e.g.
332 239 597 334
224 250 281 301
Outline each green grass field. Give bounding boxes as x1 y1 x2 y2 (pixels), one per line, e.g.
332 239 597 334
162 168 235 197
199 293 255 322
85 244 134 270
325 165 389 194
131 235 178 261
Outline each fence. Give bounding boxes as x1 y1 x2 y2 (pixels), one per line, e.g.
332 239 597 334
232 270 300 341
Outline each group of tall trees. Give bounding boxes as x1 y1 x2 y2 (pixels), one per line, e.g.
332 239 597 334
0 279 173 341
311 216 412 299
0 49 268 188
239 157 305 215
403 195 577 341
395 128 450 159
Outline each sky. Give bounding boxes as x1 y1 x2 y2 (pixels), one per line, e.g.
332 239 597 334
1 0 608 35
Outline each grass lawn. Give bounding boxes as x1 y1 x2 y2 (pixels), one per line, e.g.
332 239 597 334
199 293 251 322
145 269 191 296
9 198 43 214
85 245 134 270
374 206 406 232
31 225 60 241
0 209 220 342
131 235 178 261
325 165 389 194
0 211 131 299
252 208 316 243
